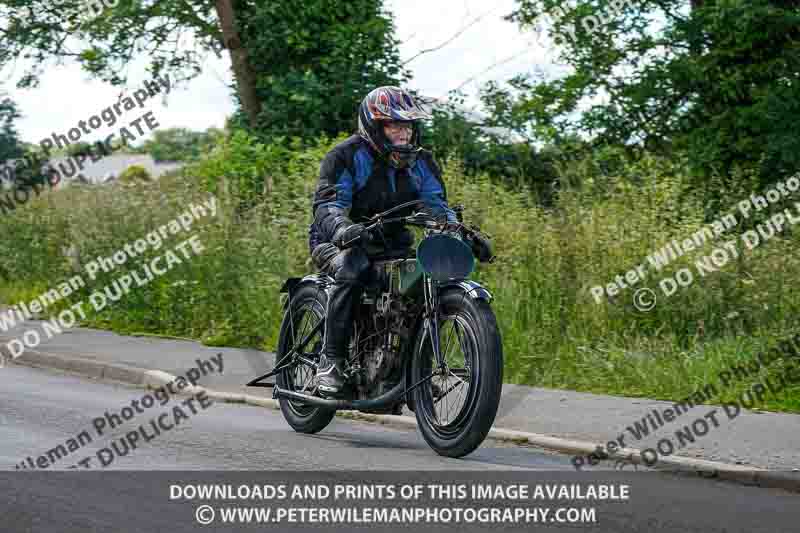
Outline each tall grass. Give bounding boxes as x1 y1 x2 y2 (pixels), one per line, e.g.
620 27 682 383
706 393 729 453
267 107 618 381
1 133 798 412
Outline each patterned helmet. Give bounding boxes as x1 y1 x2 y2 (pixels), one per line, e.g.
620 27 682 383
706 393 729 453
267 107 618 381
358 86 432 168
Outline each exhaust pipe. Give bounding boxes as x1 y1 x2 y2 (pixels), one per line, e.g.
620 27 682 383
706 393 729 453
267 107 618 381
274 378 407 410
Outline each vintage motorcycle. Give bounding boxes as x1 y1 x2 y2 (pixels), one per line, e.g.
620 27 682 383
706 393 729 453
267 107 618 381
247 199 503 458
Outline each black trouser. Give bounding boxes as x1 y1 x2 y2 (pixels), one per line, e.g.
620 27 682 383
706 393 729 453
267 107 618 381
321 246 371 361
311 229 413 362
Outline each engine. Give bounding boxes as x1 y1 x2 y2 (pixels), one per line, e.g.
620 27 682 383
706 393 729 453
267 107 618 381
352 262 420 402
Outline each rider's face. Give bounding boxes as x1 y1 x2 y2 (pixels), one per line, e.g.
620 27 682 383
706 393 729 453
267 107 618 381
383 121 412 145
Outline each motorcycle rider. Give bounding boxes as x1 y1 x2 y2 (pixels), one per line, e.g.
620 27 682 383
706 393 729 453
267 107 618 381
308 86 460 397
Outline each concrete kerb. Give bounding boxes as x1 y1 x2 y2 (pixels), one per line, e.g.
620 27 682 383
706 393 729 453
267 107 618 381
4 346 799 492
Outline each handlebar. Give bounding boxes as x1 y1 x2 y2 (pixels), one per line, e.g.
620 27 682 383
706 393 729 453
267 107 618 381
340 201 492 258
341 213 453 248
364 199 466 230
343 217 472 249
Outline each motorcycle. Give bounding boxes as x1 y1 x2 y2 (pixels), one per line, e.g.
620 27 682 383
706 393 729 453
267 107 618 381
247 199 503 458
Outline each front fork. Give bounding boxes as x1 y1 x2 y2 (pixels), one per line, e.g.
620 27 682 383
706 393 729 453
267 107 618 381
423 276 446 371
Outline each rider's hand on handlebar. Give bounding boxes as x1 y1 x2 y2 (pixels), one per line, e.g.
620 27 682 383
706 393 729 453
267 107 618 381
333 223 374 249
442 221 462 234
465 229 494 262
433 212 462 234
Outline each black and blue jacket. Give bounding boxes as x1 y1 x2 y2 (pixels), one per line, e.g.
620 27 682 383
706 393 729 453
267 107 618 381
309 135 457 254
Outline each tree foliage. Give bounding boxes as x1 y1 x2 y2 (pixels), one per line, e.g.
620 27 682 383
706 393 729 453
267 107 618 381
491 0 800 192
0 94 23 163
140 127 224 162
118 164 153 184
235 0 408 141
0 0 221 88
1 0 406 143
422 97 559 203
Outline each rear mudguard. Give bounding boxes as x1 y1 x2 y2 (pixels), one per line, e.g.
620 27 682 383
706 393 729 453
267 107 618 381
279 274 333 309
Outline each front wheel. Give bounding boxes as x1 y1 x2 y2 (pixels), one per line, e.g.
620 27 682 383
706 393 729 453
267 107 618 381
410 288 503 458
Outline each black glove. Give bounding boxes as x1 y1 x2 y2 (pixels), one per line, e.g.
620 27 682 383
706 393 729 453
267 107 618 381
433 212 462 235
442 221 462 234
311 242 338 271
466 230 495 263
332 223 373 249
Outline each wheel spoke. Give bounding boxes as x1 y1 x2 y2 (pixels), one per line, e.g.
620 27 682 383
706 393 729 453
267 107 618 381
453 322 466 366
441 321 457 367
423 314 477 429
297 313 313 347
434 380 464 405
299 367 316 392
440 372 447 422
282 300 325 416
442 372 452 422
454 376 466 410
449 368 470 380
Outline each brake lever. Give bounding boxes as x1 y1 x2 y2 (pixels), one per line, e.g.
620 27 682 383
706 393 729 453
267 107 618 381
341 218 387 248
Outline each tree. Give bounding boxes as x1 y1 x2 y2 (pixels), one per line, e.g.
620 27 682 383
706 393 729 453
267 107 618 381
420 94 565 204
214 0 261 127
66 142 94 157
234 0 408 141
1 0 406 143
0 94 23 163
0 0 258 129
491 0 800 193
141 127 223 162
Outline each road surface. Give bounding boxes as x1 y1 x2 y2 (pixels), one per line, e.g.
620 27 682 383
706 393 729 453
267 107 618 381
1 364 798 532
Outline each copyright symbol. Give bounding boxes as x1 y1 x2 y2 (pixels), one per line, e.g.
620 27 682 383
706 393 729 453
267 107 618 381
195 505 215 525
633 288 656 312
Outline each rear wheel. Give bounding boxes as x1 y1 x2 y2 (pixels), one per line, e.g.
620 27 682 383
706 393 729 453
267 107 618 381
411 289 503 457
276 283 336 434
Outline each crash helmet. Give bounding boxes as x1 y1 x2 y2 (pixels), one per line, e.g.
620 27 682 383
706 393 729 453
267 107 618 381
357 86 431 168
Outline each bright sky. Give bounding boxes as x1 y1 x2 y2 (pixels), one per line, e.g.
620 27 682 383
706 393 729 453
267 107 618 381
2 0 558 146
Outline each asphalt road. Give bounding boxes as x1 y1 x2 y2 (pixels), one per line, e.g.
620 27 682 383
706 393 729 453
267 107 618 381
1 364 798 533
1 364 567 471
2 320 798 470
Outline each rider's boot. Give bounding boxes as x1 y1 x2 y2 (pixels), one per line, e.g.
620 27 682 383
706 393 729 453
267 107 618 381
316 354 346 396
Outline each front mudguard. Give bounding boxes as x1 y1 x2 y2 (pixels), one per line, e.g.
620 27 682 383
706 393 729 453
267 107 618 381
438 279 493 303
